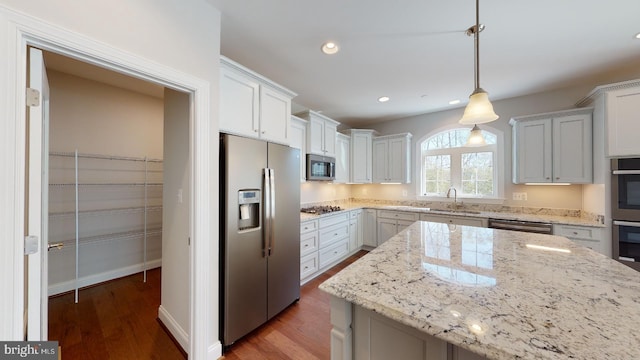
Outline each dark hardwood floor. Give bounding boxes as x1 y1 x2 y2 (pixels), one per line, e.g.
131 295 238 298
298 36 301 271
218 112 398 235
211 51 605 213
48 268 187 360
48 250 367 360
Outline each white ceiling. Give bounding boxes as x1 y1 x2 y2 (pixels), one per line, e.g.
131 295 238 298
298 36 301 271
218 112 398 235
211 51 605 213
208 0 640 127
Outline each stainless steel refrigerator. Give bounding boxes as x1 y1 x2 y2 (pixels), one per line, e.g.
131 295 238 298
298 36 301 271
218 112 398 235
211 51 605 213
220 133 301 347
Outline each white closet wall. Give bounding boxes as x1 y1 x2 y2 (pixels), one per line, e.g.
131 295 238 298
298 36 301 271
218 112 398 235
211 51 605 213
47 70 164 296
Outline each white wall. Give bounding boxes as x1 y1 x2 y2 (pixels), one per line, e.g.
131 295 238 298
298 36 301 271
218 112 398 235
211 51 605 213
0 1 221 357
161 88 191 350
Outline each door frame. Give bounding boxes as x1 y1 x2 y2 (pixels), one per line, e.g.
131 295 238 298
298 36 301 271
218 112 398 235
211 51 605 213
0 8 218 359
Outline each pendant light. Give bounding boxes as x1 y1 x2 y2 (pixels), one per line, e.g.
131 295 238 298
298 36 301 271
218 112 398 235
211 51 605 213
459 0 498 126
465 124 486 147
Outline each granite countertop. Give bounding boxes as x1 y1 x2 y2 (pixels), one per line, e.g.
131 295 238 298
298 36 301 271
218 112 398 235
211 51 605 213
300 203 605 228
319 221 640 359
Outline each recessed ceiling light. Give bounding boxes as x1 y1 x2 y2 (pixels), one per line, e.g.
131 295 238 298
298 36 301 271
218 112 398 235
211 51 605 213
449 99 461 105
635 32 640 39
378 96 390 103
321 41 339 55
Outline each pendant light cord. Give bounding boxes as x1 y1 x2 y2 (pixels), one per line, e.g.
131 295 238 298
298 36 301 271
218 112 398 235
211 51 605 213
474 0 480 90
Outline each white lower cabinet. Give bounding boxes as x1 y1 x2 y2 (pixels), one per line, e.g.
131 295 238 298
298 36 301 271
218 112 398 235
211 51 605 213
340 300 488 360
349 209 364 251
419 213 488 228
300 212 351 284
363 209 378 247
553 224 606 256
376 210 419 246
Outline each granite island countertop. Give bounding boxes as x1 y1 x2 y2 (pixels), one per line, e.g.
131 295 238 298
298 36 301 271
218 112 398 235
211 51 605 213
319 221 640 359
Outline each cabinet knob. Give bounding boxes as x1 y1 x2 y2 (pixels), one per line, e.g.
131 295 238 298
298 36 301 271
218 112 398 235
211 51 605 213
254 129 259 133
556 177 560 180
573 231 578 235
262 131 266 134
304 266 309 270
304 244 309 247
546 177 550 180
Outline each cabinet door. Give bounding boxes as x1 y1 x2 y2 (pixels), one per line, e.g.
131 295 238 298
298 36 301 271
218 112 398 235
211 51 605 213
219 68 260 137
553 114 592 183
377 218 397 246
363 209 378 247
349 219 358 252
356 211 364 248
259 86 291 144
351 132 372 183
324 121 337 157
387 137 406 183
308 117 325 155
513 118 552 183
335 134 350 183
397 219 415 234
606 87 640 157
290 117 307 182
372 139 389 183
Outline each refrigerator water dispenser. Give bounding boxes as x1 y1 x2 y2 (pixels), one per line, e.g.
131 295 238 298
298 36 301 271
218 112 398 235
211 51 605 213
238 189 260 230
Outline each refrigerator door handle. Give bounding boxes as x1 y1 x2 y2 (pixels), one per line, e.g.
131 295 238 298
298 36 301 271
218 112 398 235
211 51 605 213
268 168 276 255
263 168 271 257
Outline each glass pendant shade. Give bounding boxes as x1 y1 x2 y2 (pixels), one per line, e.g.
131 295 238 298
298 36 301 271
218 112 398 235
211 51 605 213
459 89 499 125
465 124 486 147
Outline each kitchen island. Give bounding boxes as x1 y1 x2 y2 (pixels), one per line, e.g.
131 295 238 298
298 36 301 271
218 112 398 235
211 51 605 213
319 221 640 359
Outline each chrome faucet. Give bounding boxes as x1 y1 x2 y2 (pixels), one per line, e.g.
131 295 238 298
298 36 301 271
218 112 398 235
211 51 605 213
446 187 458 209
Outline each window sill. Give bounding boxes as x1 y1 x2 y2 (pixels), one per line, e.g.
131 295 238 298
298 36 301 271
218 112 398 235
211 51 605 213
417 196 505 205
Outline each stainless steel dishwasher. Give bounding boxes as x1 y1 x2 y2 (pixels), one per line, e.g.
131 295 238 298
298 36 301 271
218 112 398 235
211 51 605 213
488 218 553 234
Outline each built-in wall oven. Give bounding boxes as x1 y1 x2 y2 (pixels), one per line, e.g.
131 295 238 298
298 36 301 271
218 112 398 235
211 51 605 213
611 158 640 270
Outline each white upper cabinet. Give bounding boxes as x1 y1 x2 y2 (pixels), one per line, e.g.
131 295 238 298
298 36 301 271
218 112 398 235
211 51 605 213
511 108 593 184
577 79 640 157
219 56 297 145
372 133 412 184
297 110 340 157
290 115 308 182
344 129 376 183
335 133 350 183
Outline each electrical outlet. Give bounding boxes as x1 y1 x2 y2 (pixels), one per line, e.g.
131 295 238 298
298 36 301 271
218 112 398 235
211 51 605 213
512 192 528 201
402 190 408 197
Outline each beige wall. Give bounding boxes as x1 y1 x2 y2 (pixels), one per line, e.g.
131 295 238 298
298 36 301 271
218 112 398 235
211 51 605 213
48 70 164 157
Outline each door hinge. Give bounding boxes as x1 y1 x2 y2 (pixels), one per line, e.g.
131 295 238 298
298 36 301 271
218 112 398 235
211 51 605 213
26 88 40 107
188 237 191 246
24 235 39 255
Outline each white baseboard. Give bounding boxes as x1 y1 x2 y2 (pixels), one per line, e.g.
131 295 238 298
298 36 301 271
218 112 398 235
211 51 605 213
48 259 162 296
158 305 189 353
209 342 223 359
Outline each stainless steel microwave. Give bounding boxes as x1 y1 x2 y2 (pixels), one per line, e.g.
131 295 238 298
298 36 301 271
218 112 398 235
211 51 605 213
306 154 335 181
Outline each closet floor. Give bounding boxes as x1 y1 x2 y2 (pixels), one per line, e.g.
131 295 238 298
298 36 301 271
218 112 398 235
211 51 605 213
48 268 186 360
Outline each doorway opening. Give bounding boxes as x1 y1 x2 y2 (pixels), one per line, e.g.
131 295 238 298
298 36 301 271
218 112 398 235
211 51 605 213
30 48 191 357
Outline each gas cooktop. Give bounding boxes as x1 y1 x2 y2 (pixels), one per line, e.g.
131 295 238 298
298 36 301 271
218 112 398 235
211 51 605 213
300 205 343 215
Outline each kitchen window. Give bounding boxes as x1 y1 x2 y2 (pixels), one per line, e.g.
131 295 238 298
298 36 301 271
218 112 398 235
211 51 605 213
418 126 504 202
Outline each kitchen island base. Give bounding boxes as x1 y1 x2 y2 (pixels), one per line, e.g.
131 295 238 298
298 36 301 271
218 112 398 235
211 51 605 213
330 296 486 360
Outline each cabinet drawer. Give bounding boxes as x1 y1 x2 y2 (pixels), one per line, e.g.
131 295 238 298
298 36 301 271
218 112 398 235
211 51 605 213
300 253 318 280
319 222 350 248
319 212 350 228
378 210 419 222
300 219 318 234
350 209 362 218
319 239 349 268
300 231 318 257
570 238 599 251
553 225 601 241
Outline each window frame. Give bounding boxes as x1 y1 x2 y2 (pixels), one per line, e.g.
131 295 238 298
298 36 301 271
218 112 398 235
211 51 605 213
415 124 505 204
